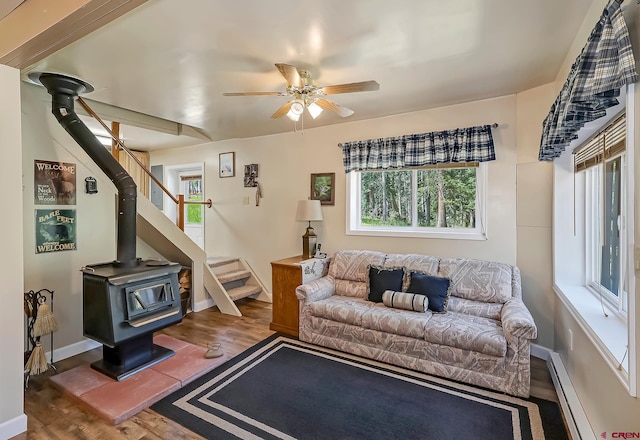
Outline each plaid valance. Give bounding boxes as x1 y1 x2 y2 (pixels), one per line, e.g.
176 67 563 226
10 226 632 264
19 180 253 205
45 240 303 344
538 0 638 161
339 125 495 173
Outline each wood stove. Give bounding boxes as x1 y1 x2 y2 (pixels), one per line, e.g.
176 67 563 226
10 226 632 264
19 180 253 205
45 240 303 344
82 260 182 380
31 72 183 381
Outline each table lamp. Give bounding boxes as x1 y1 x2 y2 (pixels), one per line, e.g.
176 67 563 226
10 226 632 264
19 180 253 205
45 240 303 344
296 200 323 258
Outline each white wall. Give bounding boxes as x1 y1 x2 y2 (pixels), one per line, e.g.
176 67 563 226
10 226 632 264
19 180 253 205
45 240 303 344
0 65 27 438
516 83 556 348
21 82 119 354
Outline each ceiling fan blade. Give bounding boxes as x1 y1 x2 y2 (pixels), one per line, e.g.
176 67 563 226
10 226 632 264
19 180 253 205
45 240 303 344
223 91 285 96
321 80 380 95
275 63 303 88
271 101 293 118
315 99 354 117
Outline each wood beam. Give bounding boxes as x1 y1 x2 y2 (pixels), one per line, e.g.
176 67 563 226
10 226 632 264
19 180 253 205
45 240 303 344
0 0 149 69
111 120 119 158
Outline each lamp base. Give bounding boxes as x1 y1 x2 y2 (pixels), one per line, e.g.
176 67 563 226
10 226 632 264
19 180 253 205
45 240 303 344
302 224 317 259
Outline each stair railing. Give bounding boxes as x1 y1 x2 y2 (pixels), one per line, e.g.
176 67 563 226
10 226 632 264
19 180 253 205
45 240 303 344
76 97 211 231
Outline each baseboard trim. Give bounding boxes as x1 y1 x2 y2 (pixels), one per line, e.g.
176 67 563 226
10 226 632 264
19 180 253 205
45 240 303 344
194 297 215 312
48 338 101 363
0 413 27 439
548 352 596 440
530 343 551 361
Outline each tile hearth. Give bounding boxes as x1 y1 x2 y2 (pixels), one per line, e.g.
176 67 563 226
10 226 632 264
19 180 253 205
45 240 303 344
50 334 225 424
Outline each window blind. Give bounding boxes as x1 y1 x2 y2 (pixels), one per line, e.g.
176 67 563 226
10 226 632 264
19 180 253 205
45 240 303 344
393 162 479 171
573 113 625 172
180 175 202 181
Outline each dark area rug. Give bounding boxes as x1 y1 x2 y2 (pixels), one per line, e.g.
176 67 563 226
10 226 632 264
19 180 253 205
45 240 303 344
152 335 568 440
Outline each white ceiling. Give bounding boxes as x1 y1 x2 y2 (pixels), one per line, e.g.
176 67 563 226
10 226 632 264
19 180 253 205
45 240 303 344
22 0 593 150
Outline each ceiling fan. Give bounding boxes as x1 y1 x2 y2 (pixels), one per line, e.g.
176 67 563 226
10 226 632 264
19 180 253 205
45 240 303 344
223 63 379 121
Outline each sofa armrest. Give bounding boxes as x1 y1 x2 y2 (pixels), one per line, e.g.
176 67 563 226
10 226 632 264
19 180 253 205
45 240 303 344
502 298 537 341
296 276 335 303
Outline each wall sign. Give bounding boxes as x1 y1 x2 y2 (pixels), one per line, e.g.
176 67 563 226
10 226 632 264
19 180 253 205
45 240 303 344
34 160 76 205
35 209 77 253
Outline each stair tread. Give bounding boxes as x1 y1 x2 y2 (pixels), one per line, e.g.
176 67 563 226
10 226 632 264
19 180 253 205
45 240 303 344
216 269 251 284
227 284 261 301
207 256 240 267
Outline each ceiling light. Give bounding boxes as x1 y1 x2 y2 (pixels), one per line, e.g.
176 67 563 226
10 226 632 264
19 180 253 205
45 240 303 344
286 100 304 121
290 100 304 115
307 102 323 119
286 108 301 121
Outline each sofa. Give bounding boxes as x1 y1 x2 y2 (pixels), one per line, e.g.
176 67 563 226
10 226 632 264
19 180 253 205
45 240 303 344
295 250 537 397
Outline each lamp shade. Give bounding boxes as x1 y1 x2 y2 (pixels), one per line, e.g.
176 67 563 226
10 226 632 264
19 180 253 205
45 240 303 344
296 199 323 222
307 101 323 119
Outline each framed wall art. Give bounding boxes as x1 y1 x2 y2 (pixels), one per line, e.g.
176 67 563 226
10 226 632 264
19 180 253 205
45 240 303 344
244 164 259 187
310 172 335 205
219 152 235 178
34 160 77 205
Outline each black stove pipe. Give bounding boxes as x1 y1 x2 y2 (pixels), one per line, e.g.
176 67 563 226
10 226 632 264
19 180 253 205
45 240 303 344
36 73 138 268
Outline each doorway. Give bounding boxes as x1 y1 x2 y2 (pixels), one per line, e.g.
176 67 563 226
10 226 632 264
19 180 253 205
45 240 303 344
165 163 205 250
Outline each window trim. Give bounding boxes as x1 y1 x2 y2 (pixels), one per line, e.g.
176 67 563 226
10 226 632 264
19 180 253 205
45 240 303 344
554 282 632 394
346 163 488 240
583 154 628 317
553 85 636 396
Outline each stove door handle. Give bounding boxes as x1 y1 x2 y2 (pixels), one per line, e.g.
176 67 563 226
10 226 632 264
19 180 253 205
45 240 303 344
127 308 180 327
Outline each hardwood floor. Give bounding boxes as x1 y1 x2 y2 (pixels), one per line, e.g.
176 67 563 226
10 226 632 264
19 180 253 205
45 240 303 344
17 299 560 439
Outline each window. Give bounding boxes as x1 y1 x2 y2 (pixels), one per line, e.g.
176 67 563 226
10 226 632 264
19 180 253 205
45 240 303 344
181 175 203 225
577 113 628 314
347 164 486 239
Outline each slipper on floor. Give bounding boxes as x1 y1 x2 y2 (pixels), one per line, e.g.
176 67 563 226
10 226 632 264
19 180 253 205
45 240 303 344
205 343 223 359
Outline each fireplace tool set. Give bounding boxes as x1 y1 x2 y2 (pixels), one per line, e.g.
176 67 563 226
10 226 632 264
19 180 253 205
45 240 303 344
24 288 58 385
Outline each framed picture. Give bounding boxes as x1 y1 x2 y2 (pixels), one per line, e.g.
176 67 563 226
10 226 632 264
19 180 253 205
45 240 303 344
244 164 259 187
219 152 235 178
310 172 335 205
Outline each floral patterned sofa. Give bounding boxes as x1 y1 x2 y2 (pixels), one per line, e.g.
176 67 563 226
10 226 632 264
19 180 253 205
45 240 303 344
295 250 537 397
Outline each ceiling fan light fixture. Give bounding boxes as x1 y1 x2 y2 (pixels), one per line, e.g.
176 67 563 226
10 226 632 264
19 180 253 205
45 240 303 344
223 64 379 122
307 101 323 119
290 100 304 115
286 107 301 121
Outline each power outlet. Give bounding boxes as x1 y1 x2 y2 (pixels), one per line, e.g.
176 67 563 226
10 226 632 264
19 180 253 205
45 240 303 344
568 329 573 351
242 197 250 205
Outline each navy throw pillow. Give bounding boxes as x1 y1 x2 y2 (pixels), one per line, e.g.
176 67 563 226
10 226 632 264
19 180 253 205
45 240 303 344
368 266 404 303
407 272 451 313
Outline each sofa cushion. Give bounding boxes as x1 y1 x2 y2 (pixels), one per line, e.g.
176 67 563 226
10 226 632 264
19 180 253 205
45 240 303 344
383 254 439 278
335 279 368 298
367 266 404 302
329 250 386 282
382 290 429 313
424 312 507 357
307 296 374 327
438 258 513 304
406 273 450 313
361 304 433 339
447 296 503 321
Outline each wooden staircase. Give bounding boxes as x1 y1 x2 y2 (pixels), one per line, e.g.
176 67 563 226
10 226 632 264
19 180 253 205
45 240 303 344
203 257 271 316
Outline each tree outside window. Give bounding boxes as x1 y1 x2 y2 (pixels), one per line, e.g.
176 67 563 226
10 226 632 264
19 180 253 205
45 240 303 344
183 176 203 224
359 167 477 229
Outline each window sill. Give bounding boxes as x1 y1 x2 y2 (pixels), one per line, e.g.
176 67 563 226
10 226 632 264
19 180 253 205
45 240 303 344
554 282 632 395
346 227 486 240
